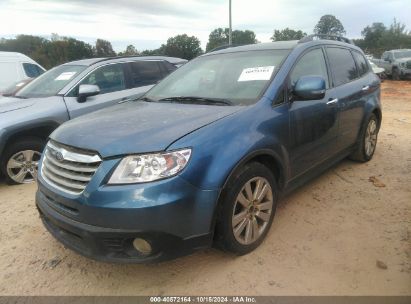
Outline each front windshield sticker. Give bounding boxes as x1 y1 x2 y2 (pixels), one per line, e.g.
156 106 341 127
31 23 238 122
238 66 275 82
55 71 76 81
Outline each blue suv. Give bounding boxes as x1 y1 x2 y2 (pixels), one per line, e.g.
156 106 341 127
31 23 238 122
36 35 381 262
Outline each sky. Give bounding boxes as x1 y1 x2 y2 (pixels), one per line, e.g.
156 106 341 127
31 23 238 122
0 0 410 52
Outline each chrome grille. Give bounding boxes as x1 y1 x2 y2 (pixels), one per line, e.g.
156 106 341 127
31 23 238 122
41 140 101 195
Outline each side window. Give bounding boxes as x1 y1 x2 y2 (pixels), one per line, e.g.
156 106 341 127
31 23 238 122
23 63 44 78
161 61 177 76
79 63 125 95
290 48 329 89
129 61 163 88
382 52 389 61
352 51 369 77
326 47 358 86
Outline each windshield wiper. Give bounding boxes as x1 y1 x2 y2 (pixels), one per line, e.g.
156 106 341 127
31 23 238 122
138 96 156 102
157 96 232 106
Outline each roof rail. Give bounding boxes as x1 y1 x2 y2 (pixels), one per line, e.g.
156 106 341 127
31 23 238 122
206 43 249 53
298 34 354 45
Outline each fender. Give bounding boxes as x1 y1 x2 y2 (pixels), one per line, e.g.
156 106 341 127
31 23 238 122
220 148 289 192
0 120 60 157
209 147 289 238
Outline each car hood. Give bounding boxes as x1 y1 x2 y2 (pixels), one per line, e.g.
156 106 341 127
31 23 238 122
51 101 244 158
396 57 411 64
0 96 35 114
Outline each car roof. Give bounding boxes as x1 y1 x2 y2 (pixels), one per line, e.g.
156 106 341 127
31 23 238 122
65 56 187 67
390 49 411 52
203 39 362 57
204 41 299 56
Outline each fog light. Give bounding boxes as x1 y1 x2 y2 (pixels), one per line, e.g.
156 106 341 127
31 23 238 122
132 238 152 255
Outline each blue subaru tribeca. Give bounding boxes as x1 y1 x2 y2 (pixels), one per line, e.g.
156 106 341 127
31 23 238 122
36 36 381 262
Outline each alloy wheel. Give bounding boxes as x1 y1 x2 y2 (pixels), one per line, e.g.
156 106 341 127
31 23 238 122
6 150 41 184
232 177 274 245
364 119 378 157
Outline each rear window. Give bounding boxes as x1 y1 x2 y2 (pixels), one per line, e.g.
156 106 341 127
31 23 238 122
326 47 358 86
23 63 44 78
351 51 369 77
129 61 163 88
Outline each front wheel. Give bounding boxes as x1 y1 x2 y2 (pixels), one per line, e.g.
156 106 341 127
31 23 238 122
349 114 379 162
1 137 45 185
214 162 278 255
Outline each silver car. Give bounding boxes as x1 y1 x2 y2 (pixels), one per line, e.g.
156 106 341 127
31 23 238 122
0 56 186 184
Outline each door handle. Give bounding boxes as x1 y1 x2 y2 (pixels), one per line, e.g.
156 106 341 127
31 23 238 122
326 98 338 105
362 85 370 91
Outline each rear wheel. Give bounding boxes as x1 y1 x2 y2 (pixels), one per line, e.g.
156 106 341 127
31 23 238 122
349 114 379 162
1 137 45 185
214 162 278 255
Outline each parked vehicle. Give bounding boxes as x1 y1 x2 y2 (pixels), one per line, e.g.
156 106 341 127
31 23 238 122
0 52 45 93
373 49 411 80
369 61 385 80
36 35 381 263
0 56 184 184
0 78 33 97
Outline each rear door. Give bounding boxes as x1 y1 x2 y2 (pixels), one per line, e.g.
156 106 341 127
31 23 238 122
325 47 365 150
63 63 131 118
288 47 339 177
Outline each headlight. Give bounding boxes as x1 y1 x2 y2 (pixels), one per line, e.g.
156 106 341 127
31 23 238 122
108 148 192 184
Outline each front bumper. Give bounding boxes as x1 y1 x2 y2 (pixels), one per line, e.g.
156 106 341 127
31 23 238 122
36 173 220 263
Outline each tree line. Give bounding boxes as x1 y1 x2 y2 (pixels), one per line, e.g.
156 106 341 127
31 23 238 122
1 15 410 69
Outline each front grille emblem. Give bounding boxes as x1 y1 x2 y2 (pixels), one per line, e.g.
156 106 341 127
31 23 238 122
55 152 64 161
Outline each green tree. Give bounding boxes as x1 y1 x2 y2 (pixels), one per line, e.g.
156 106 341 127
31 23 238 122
206 28 257 51
140 44 167 56
314 15 346 36
354 19 411 57
163 34 202 60
271 28 306 41
118 44 139 56
94 39 116 57
0 34 48 57
45 37 93 68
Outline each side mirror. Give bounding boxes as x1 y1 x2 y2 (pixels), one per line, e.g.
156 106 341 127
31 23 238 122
77 84 100 103
293 76 326 100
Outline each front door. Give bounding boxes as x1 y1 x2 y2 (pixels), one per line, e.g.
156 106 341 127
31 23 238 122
63 63 132 119
288 47 339 178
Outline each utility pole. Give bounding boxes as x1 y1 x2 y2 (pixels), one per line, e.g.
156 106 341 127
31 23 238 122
229 0 232 45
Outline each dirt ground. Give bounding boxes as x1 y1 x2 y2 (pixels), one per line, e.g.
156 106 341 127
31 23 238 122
0 80 410 296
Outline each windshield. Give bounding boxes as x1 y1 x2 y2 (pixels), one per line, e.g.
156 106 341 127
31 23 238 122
16 65 86 98
394 51 411 59
145 50 290 106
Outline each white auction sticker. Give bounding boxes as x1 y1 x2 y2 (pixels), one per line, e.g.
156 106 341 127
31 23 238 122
55 72 76 81
238 66 275 82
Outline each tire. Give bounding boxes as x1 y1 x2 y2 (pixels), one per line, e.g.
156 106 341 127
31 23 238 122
0 137 45 185
214 162 278 255
392 68 400 80
349 113 379 162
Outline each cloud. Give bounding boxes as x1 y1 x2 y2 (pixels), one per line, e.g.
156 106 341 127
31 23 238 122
0 0 410 51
